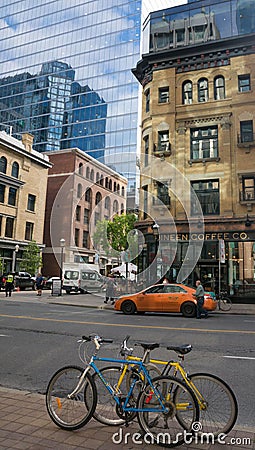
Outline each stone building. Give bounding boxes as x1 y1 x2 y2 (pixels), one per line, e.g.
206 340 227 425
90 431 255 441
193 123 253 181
43 148 127 276
0 131 51 273
133 0 255 296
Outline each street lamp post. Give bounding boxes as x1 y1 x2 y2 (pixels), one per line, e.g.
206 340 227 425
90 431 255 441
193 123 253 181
12 244 20 273
152 222 160 283
59 238 65 296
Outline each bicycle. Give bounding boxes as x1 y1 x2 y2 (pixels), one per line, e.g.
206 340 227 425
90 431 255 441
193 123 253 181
46 334 199 448
217 291 232 311
93 336 238 438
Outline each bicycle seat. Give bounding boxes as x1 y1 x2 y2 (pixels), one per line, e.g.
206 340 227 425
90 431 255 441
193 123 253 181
137 342 160 350
166 344 192 355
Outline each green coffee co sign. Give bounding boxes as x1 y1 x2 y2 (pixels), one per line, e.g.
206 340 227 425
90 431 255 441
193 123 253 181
160 231 255 242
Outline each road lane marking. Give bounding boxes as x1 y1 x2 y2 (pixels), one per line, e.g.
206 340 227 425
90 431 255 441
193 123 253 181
0 313 255 335
0 334 10 337
223 356 255 360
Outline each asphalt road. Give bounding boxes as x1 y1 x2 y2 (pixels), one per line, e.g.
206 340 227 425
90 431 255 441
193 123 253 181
0 296 254 429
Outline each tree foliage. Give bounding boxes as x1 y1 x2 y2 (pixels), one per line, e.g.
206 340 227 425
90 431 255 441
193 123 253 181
21 241 42 275
0 257 3 274
93 213 138 261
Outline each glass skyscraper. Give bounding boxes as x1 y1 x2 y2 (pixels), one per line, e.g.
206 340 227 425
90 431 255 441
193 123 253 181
0 0 185 189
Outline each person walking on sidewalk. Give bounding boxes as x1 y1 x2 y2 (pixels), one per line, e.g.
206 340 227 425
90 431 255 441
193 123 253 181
35 273 44 296
5 273 14 297
194 280 208 319
103 275 117 305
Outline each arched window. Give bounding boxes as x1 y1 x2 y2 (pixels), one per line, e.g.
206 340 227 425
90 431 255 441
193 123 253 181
105 196 110 210
11 161 19 178
86 166 90 179
0 156 7 173
182 81 193 104
77 183 82 198
96 172 100 183
113 199 119 213
85 188 92 203
198 78 208 102
214 76 225 100
117 183 120 193
95 191 102 205
120 203 125 214
100 175 104 186
121 186 125 196
105 177 109 189
78 163 83 175
90 169 94 181
113 182 117 192
109 179 112 191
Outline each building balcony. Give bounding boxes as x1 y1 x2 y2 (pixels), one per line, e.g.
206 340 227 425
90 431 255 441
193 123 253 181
237 133 255 151
239 191 255 203
153 142 171 158
152 197 171 208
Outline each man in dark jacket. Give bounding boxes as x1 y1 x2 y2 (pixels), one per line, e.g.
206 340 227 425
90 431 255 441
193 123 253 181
5 273 14 297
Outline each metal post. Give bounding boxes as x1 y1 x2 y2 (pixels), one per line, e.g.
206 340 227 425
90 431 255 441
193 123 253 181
12 244 19 273
59 238 65 296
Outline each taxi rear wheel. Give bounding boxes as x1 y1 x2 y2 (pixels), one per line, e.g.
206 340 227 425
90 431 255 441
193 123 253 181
121 300 136 315
181 302 196 318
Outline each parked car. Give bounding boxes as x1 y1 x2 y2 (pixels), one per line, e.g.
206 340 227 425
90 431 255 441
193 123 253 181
114 283 217 317
14 272 35 291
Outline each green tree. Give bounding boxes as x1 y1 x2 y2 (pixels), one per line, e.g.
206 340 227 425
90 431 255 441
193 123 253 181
0 257 3 275
21 241 42 275
93 213 138 260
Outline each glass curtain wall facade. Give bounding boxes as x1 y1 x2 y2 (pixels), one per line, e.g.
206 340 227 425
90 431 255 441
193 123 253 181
0 0 185 189
0 0 143 189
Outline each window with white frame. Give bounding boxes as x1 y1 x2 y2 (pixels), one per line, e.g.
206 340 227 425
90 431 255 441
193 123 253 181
190 126 218 160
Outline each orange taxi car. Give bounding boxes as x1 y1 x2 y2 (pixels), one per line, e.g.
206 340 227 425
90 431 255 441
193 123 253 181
114 283 217 317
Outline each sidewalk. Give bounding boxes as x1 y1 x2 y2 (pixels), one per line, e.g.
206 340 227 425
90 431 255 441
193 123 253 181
1 293 255 448
0 387 254 450
5 290 255 315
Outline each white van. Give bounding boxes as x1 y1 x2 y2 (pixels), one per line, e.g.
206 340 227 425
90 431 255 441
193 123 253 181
62 263 103 294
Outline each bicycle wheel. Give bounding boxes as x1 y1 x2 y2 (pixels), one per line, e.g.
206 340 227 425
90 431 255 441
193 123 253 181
46 365 97 430
219 297 232 311
188 373 238 436
137 376 199 448
92 366 126 425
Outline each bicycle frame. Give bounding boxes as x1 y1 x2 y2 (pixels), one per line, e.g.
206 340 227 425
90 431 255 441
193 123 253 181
69 353 169 414
114 354 207 411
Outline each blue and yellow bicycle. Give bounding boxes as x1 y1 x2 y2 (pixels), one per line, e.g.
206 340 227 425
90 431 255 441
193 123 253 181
46 334 199 448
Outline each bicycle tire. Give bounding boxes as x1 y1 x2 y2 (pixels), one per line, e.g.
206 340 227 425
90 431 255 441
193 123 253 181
137 375 199 448
46 365 97 431
91 366 126 425
188 373 238 436
219 297 232 311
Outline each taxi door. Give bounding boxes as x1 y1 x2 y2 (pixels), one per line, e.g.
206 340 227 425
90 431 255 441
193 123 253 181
161 285 183 312
137 286 164 312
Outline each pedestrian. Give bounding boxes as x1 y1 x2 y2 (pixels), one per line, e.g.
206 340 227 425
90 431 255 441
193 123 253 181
194 280 208 319
102 275 117 305
162 277 169 284
5 273 14 297
35 272 44 296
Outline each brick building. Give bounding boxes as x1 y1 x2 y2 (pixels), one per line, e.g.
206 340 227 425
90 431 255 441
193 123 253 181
133 0 255 296
0 131 51 273
43 148 127 276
